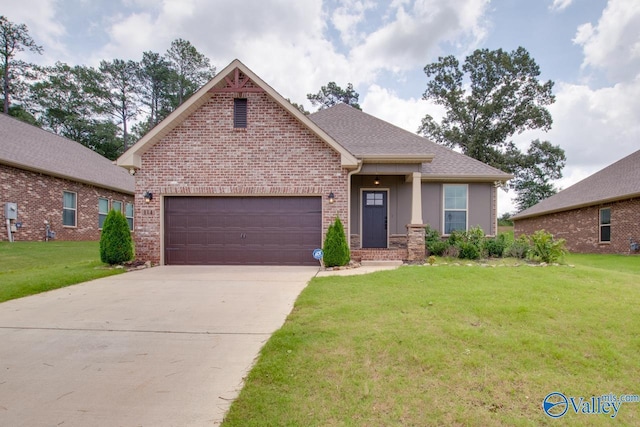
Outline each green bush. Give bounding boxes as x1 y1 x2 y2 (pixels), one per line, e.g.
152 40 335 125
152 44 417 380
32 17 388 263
99 210 133 265
485 234 507 257
458 242 481 260
428 240 449 256
505 235 531 259
323 217 350 267
528 230 567 263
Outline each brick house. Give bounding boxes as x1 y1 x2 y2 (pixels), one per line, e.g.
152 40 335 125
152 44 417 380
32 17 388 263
512 149 640 254
0 114 134 242
117 59 511 265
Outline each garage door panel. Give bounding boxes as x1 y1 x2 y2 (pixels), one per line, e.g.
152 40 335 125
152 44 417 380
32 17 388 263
164 197 321 265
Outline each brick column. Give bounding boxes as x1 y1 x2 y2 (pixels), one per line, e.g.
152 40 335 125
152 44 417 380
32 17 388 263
406 224 426 263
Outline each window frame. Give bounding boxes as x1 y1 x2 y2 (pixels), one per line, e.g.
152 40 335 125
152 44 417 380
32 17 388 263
599 207 611 243
443 184 468 235
125 202 134 231
234 98 247 128
98 197 110 229
62 191 77 228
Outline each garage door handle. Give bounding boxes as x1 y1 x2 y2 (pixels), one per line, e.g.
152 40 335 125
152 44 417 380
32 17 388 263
240 233 247 239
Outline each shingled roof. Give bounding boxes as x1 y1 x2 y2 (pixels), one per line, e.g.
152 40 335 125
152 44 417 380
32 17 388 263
512 149 640 220
0 113 134 194
308 103 512 181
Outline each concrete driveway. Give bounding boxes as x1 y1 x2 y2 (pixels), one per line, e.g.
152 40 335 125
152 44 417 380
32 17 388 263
0 266 318 426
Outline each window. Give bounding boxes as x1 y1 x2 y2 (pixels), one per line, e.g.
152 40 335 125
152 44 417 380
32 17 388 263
365 192 384 206
112 200 123 213
443 184 467 234
234 98 247 128
125 202 134 231
599 207 611 243
98 198 109 229
63 191 77 227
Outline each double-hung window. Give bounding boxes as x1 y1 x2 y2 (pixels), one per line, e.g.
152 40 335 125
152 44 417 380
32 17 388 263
98 198 109 229
443 184 467 234
112 200 123 213
599 208 611 243
63 191 77 227
125 202 134 231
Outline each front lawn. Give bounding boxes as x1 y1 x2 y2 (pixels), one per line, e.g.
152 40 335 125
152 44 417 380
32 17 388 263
0 241 124 303
223 256 640 426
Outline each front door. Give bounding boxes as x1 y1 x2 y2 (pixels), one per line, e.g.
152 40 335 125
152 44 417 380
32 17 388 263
362 191 387 248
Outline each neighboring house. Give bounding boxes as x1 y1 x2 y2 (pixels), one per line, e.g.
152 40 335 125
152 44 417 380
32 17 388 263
0 113 135 242
117 59 511 266
512 149 640 254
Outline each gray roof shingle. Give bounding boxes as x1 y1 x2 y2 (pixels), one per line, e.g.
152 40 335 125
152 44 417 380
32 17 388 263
512 148 640 220
308 103 511 180
0 113 134 194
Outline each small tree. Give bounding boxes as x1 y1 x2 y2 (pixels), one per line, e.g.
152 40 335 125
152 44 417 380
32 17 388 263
100 210 133 265
323 217 350 267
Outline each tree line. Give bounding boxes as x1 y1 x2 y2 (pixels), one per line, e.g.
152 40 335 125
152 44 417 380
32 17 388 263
2 15 564 211
1 16 215 159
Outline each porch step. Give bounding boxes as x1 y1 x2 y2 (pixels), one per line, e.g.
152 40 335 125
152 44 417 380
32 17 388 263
361 260 404 267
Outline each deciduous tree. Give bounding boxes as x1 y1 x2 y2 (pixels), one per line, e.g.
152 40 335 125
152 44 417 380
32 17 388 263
418 47 565 209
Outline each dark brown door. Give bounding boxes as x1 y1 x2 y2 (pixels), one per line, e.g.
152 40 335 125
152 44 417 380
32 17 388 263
164 196 321 265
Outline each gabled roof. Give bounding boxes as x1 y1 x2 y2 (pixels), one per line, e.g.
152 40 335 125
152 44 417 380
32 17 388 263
512 149 640 220
117 59 359 170
309 103 512 181
0 113 134 194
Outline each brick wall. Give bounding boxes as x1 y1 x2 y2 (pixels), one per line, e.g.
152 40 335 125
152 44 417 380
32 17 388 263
134 87 349 264
1 163 134 242
514 197 640 254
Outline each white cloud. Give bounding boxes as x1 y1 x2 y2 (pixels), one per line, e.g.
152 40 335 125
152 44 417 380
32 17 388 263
350 0 490 76
573 0 640 82
331 0 377 47
361 84 444 133
549 0 573 12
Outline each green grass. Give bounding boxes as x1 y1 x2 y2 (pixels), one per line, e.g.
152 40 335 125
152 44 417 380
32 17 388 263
0 241 124 303
223 258 640 426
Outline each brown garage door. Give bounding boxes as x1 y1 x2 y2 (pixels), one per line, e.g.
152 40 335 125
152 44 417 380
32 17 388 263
164 196 322 265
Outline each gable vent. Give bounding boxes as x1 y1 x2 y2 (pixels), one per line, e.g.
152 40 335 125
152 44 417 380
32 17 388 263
234 98 247 128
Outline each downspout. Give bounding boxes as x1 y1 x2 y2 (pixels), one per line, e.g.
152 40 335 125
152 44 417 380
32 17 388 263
347 161 363 249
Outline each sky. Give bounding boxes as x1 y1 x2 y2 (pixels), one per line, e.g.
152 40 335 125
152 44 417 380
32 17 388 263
3 0 639 214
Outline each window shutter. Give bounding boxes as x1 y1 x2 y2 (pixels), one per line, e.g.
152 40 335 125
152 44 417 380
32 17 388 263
234 98 247 128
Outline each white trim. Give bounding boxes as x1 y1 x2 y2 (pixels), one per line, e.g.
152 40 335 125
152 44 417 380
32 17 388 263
359 188 389 249
442 184 468 235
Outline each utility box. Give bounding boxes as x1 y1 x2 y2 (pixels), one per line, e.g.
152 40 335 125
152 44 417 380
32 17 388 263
4 202 17 220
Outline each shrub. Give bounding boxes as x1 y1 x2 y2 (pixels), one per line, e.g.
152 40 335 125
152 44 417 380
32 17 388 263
506 235 530 259
485 234 507 258
323 217 350 267
458 242 481 260
425 225 441 245
99 210 134 265
428 240 449 256
528 230 567 263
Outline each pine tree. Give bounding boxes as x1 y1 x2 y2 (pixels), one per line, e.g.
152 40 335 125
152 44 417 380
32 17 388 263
99 210 134 265
323 217 350 267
